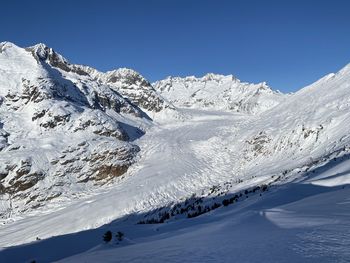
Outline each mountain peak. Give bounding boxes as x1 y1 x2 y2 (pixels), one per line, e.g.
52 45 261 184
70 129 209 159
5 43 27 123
103 68 147 84
0 41 14 48
0 41 24 54
107 67 140 76
27 43 69 68
28 43 51 60
202 73 236 82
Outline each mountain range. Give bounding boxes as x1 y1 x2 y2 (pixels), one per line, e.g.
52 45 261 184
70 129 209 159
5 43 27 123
0 42 349 263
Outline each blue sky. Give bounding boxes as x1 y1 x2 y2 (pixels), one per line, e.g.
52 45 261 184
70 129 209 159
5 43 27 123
1 0 350 92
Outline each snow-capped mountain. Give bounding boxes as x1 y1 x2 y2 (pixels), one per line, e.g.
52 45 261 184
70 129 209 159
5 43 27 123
153 73 286 114
27 43 169 113
0 42 167 216
82 67 168 113
1 42 350 263
0 42 291 218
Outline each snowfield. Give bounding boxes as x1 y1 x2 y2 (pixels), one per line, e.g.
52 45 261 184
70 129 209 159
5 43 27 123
0 42 350 262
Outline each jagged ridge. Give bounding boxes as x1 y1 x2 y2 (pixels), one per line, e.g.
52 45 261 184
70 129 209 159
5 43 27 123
153 73 286 114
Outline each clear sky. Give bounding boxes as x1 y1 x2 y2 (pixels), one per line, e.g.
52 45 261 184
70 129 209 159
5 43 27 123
1 0 350 92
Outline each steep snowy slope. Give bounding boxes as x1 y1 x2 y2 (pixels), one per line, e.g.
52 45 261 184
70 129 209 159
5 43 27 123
154 74 286 114
239 64 350 176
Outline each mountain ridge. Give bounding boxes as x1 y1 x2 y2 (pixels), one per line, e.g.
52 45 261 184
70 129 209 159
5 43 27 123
153 72 286 114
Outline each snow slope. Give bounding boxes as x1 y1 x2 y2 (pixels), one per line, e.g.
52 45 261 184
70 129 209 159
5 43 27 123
60 169 350 263
1 151 349 263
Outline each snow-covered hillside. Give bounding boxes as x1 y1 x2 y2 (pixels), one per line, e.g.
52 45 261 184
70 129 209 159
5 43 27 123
153 74 286 114
0 42 165 217
0 42 350 263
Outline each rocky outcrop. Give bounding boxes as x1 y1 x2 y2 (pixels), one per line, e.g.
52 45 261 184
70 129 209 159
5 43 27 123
83 67 170 112
100 68 167 112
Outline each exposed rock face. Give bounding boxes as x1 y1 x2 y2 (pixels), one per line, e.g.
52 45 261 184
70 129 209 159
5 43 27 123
100 69 167 112
82 67 170 112
6 158 45 194
27 43 89 76
0 128 9 151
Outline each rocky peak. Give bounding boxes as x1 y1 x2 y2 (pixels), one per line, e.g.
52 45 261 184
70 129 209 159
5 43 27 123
88 68 169 112
25 43 168 112
102 68 152 90
27 44 89 76
0 41 14 52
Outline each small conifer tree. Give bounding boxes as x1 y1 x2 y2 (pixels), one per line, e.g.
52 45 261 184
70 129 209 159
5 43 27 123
103 230 112 243
116 231 124 241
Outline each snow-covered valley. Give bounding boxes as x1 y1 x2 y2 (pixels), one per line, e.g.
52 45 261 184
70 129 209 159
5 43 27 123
0 42 350 262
